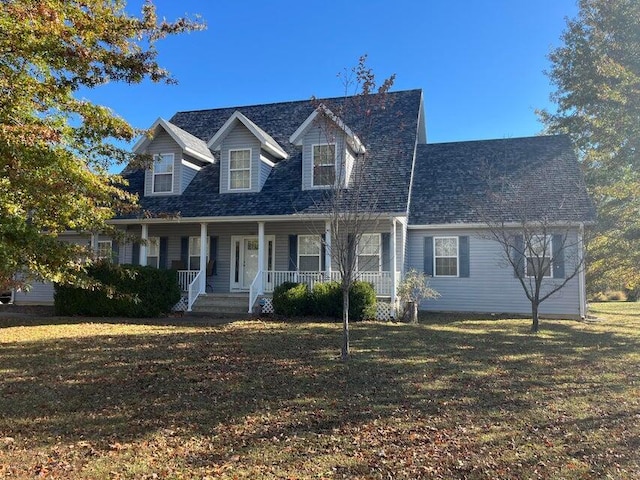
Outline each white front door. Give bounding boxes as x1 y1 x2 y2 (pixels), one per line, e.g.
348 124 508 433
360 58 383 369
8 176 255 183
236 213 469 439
230 236 275 291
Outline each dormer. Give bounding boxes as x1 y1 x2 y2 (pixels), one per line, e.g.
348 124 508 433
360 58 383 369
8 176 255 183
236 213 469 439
133 118 215 196
208 111 288 194
289 105 365 191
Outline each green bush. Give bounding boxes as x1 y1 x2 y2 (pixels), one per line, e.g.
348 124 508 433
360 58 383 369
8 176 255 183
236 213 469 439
272 282 310 317
54 262 181 317
349 281 377 321
311 281 342 319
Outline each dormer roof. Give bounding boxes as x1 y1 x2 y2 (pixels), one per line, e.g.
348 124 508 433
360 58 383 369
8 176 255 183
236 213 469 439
133 118 215 163
207 110 288 159
289 104 365 154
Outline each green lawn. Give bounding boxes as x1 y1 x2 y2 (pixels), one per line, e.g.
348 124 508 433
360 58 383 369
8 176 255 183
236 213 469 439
1 304 638 479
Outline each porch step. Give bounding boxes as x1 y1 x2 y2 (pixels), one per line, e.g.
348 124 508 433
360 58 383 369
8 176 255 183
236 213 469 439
190 293 250 316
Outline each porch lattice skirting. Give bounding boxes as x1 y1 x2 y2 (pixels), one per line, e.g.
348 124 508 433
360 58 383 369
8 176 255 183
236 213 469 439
172 295 188 312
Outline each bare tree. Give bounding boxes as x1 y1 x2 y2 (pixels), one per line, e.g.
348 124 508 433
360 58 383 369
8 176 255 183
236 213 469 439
308 56 396 360
474 152 589 333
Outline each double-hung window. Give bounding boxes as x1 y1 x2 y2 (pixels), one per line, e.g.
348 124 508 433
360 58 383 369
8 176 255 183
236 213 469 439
434 237 458 277
229 149 251 190
298 235 321 271
152 153 174 193
189 236 209 270
526 235 552 278
97 240 112 261
147 237 159 268
312 144 336 187
357 234 381 272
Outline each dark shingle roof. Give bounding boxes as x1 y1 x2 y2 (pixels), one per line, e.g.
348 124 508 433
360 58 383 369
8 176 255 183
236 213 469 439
120 89 423 219
409 135 596 225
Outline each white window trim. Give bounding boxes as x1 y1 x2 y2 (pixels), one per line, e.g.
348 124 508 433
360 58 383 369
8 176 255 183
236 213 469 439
311 143 336 189
228 148 252 191
357 233 382 272
298 235 322 272
525 234 553 278
97 240 112 261
147 236 160 268
152 153 174 194
434 236 459 277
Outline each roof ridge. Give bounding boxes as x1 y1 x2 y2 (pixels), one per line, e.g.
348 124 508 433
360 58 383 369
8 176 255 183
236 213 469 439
426 133 568 147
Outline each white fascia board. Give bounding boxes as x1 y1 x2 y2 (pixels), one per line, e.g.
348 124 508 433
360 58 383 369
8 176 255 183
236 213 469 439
259 154 276 168
181 159 203 171
289 105 365 154
183 147 214 164
208 111 288 159
132 117 214 163
108 212 406 225
407 221 588 230
132 117 164 153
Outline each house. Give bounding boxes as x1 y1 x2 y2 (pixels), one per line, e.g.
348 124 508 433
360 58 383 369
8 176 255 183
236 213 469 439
12 89 595 318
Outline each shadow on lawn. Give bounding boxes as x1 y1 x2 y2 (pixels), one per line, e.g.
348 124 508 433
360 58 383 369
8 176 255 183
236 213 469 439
1 316 638 475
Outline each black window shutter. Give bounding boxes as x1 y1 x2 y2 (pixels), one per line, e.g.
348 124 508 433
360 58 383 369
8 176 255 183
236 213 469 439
289 235 298 271
423 236 433 275
381 232 391 272
459 236 469 277
180 236 189 270
131 242 140 266
513 235 525 278
159 237 168 269
552 234 565 278
112 242 120 265
320 234 326 271
210 236 218 275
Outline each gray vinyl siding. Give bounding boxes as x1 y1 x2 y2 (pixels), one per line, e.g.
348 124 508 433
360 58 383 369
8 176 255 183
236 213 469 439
181 154 201 192
143 129 182 197
407 228 582 317
13 233 91 305
259 158 272 189
301 125 348 190
219 123 261 194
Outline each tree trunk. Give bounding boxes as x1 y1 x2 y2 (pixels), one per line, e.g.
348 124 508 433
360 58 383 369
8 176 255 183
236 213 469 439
341 286 350 361
531 301 540 333
409 301 418 324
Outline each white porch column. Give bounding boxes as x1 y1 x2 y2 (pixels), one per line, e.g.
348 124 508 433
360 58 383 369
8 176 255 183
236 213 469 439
257 222 265 294
199 222 207 294
139 224 148 266
325 220 332 277
390 218 397 308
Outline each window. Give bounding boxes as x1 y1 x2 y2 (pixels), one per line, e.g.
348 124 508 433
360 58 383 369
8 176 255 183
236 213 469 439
152 153 174 193
312 144 336 187
229 149 251 190
357 234 381 272
298 235 321 271
189 236 209 270
147 237 159 268
526 235 552 278
97 240 112 261
434 237 458 276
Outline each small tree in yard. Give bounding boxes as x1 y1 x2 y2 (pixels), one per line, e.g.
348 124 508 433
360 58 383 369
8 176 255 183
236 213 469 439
475 157 589 333
310 56 396 361
397 269 439 323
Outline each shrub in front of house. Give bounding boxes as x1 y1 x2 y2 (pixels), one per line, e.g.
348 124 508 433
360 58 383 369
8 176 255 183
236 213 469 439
272 281 310 317
311 281 342 319
348 281 377 321
54 262 181 317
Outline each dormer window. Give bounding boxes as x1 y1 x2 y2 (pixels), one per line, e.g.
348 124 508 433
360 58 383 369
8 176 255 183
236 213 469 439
229 149 252 190
152 153 174 193
312 144 336 187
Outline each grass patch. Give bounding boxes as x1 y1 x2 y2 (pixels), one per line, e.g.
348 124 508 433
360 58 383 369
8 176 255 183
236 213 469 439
1 305 639 478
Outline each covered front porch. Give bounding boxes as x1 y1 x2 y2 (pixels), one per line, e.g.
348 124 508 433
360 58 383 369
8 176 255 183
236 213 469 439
117 216 407 313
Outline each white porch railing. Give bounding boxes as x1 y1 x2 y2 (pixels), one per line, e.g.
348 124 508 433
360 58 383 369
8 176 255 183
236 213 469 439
187 271 202 312
248 270 401 311
177 270 199 292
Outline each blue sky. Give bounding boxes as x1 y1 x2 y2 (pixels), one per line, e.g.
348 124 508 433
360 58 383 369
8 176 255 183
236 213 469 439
84 1 577 150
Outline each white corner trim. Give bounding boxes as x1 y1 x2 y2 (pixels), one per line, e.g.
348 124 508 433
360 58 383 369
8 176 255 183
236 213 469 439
181 158 203 171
